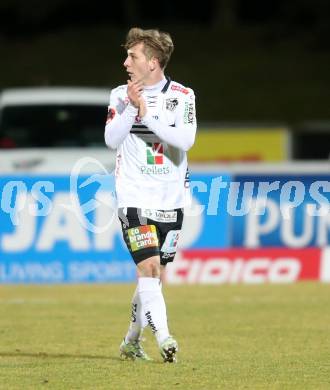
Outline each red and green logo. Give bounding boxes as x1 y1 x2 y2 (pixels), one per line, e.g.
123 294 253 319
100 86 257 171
146 143 163 164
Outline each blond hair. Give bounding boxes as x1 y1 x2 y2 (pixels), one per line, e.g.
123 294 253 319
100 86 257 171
123 27 174 69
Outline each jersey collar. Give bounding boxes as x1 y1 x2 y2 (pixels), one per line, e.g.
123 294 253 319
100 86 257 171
143 76 171 94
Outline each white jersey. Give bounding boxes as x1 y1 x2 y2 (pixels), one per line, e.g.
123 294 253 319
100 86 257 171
104 77 197 210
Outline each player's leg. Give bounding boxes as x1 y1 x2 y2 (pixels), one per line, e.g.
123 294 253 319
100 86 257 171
158 264 178 363
137 255 172 350
154 209 184 362
120 283 152 361
118 208 157 360
125 256 161 340
119 208 180 362
124 285 144 343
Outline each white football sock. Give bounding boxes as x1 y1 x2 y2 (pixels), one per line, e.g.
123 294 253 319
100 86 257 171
124 285 148 344
138 277 170 346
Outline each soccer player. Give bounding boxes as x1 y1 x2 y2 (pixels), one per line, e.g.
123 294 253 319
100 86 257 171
104 27 197 363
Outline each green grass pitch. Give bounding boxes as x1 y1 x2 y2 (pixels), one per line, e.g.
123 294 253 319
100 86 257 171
0 283 329 389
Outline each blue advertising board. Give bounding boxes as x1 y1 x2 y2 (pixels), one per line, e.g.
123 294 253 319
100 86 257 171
1 172 329 283
0 172 231 283
231 174 330 248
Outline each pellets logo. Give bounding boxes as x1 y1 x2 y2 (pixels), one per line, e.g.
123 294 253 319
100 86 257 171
127 225 159 252
146 143 163 165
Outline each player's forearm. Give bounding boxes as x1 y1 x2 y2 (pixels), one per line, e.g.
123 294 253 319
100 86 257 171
141 113 196 152
104 104 138 149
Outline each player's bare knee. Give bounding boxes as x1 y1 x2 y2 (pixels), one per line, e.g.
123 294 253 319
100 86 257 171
138 256 160 278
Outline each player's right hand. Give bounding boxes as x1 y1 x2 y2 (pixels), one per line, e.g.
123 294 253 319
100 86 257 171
127 79 143 108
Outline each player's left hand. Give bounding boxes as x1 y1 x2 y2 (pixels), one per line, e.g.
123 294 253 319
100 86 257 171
138 96 147 118
127 79 143 108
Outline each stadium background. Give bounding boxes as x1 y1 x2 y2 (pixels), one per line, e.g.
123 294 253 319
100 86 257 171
0 1 330 388
0 0 330 124
1 0 329 283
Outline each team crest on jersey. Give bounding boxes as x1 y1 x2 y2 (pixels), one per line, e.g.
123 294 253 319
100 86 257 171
166 98 178 111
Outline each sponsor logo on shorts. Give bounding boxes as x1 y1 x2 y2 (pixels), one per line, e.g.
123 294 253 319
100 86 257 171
127 225 158 252
141 209 177 223
161 230 180 253
162 252 175 260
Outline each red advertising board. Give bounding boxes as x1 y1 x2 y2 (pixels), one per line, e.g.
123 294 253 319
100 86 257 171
166 248 330 284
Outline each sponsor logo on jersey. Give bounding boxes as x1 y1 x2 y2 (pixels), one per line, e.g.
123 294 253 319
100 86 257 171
171 85 189 94
146 143 163 164
127 225 158 252
184 169 190 188
106 107 115 123
184 102 194 124
166 98 179 111
140 166 170 175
